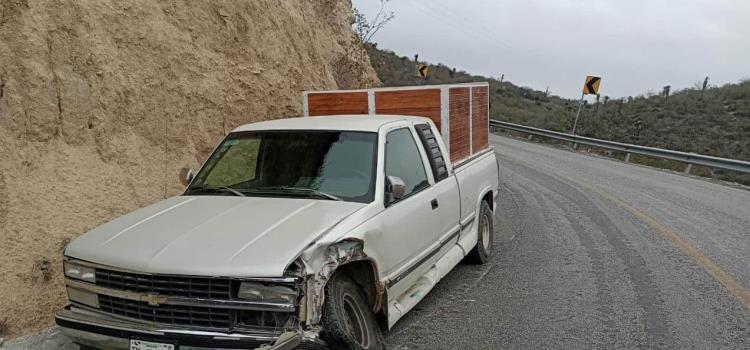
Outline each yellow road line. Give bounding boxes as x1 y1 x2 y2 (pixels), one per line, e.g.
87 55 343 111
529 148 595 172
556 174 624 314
565 175 750 311
497 147 750 310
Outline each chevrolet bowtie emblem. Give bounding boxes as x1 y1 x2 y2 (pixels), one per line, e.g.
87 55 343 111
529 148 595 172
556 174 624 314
141 294 168 306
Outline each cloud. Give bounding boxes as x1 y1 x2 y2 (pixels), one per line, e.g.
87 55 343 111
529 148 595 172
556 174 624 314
354 0 750 98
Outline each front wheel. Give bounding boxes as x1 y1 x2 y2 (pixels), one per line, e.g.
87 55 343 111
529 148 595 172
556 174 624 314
466 200 493 264
320 273 385 350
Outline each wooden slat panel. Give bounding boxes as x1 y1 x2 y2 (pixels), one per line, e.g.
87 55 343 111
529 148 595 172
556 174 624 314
307 92 369 116
375 89 442 129
449 87 471 162
471 86 489 152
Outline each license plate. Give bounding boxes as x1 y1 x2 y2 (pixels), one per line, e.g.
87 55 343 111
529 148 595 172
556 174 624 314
130 339 176 350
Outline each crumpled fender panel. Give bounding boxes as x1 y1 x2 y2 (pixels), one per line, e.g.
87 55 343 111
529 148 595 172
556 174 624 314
302 238 384 326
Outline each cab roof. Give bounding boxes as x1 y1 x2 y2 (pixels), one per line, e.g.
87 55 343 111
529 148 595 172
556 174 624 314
231 115 432 133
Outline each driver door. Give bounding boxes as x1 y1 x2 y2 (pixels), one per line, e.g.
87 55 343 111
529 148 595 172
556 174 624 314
373 126 441 296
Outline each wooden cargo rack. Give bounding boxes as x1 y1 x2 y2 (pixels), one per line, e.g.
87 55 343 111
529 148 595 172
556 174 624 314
303 82 490 164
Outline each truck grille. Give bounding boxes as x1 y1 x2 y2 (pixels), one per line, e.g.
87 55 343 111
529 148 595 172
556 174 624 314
99 295 232 329
95 268 233 300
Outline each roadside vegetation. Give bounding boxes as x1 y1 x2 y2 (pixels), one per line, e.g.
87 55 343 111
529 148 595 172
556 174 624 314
367 45 750 185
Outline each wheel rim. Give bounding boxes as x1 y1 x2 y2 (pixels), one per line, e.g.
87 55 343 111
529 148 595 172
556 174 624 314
343 293 370 347
481 213 491 253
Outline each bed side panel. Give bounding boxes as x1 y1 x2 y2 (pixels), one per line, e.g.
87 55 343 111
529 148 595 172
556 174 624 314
307 92 369 116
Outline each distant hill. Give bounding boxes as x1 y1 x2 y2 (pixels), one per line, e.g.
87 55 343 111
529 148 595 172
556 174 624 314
367 45 750 185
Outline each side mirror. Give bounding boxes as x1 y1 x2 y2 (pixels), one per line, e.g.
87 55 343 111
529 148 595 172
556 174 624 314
386 175 406 202
179 168 194 186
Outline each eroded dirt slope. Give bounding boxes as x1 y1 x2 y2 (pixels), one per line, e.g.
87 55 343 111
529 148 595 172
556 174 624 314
0 0 377 338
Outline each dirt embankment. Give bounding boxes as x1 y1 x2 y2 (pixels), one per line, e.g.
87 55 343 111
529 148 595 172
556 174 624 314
0 0 377 338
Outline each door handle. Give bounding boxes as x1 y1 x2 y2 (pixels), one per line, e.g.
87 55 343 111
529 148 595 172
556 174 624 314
430 198 439 210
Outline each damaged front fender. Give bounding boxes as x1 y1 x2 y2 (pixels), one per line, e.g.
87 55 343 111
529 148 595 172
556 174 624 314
303 238 384 326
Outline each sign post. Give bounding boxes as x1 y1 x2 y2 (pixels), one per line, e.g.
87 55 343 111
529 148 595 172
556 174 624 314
571 75 601 135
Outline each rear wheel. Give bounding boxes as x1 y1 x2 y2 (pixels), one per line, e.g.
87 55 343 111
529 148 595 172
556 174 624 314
321 273 385 350
466 200 493 264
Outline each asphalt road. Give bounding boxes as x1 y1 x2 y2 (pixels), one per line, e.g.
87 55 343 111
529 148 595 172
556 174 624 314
385 134 750 349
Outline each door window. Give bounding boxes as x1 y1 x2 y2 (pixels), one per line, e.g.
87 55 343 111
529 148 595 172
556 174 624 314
385 128 429 201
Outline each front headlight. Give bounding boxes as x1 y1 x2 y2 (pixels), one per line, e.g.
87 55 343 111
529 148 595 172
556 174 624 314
238 282 297 304
63 260 96 283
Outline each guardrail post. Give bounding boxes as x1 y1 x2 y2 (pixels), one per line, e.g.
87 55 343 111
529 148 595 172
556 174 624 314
684 163 693 175
625 153 631 163
527 134 533 141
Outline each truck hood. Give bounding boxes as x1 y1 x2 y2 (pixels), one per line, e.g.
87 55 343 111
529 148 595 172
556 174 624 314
65 196 365 277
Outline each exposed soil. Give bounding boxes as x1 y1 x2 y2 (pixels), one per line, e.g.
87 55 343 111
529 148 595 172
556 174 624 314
0 0 377 339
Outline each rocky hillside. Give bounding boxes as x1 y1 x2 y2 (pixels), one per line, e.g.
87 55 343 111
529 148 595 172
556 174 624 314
368 45 750 185
0 0 377 338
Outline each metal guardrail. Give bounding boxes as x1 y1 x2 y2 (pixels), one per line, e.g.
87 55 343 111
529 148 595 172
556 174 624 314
490 120 750 174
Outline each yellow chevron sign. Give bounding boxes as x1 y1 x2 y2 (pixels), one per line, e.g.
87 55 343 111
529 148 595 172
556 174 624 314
418 65 429 78
583 75 601 95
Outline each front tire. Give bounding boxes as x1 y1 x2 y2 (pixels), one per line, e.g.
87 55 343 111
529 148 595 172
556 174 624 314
466 200 493 264
321 273 385 350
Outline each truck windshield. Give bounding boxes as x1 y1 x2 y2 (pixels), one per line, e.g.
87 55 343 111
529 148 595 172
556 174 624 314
186 130 378 203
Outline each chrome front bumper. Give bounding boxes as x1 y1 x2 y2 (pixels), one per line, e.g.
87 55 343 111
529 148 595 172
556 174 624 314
55 305 324 349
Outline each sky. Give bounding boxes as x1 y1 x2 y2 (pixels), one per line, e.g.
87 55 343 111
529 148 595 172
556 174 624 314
352 0 750 99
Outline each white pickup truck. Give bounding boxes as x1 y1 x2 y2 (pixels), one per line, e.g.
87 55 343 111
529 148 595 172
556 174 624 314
56 84 499 350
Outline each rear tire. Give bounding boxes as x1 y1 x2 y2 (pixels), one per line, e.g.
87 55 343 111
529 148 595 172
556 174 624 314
320 273 385 350
466 200 493 264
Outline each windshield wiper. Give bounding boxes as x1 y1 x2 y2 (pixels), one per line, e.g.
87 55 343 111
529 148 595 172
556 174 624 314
254 186 342 201
186 185 246 197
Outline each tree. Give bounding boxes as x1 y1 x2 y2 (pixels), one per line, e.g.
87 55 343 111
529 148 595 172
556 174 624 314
353 0 395 44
